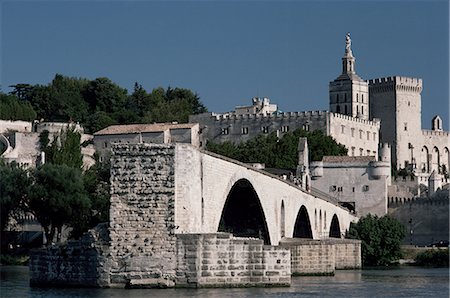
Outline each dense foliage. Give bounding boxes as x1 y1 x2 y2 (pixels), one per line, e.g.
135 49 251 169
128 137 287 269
414 249 449 267
0 161 32 231
347 214 406 267
206 129 347 168
29 164 91 243
3 74 207 133
1 125 110 244
39 126 83 169
0 93 36 121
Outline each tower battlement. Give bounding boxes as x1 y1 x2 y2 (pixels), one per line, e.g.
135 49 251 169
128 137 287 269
368 76 422 93
330 112 380 127
210 110 329 121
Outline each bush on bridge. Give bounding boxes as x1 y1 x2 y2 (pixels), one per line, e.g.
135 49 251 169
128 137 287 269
347 214 405 267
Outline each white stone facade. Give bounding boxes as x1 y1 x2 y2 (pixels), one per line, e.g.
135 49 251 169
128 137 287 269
0 120 94 169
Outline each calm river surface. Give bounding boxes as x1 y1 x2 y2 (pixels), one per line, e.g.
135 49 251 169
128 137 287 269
1 266 449 297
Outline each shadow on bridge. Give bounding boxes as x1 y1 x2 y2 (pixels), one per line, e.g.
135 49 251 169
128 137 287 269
218 179 271 244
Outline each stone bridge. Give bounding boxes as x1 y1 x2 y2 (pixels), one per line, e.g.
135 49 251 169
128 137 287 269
110 143 358 247
30 143 360 288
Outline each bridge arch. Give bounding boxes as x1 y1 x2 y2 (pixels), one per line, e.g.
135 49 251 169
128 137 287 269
329 214 341 238
217 178 270 244
280 200 286 238
293 205 313 238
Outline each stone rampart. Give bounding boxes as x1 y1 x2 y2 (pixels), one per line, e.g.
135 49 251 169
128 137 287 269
176 233 290 288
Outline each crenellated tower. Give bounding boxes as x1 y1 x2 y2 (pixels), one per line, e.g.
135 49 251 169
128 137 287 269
368 76 423 170
329 33 369 120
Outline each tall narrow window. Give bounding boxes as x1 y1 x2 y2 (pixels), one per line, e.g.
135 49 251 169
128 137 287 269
242 127 249 134
344 105 348 114
356 93 359 102
361 106 364 115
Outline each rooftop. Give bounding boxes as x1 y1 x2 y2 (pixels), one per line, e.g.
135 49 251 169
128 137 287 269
94 123 197 135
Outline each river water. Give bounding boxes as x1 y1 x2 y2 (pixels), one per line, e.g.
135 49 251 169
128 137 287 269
1 266 448 297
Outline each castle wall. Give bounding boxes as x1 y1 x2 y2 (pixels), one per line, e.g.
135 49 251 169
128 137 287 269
191 111 380 157
310 159 389 217
388 195 449 246
0 120 32 133
190 111 329 146
329 113 380 157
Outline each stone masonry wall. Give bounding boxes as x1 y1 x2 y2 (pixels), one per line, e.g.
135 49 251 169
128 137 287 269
279 239 335 275
29 223 110 287
108 143 177 287
176 233 291 287
325 239 361 269
279 238 361 275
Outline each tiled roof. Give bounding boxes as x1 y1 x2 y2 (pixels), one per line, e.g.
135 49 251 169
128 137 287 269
322 156 376 163
94 123 197 135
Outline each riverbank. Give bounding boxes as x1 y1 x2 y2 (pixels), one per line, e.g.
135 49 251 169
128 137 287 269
400 246 449 267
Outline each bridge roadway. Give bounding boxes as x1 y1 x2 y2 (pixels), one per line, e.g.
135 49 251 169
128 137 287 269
173 144 358 245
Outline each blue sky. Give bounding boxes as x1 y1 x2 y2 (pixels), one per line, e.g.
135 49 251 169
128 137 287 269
1 0 449 129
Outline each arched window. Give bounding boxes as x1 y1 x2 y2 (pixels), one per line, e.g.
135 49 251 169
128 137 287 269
337 105 341 113
281 201 286 238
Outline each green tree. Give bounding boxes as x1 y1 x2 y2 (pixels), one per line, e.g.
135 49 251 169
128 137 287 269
347 214 406 266
28 164 91 244
77 160 110 237
83 77 127 114
0 92 36 121
39 126 83 169
0 161 31 232
206 128 347 169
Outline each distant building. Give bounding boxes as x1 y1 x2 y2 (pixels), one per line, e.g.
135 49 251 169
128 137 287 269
0 120 94 169
190 33 449 194
93 122 200 161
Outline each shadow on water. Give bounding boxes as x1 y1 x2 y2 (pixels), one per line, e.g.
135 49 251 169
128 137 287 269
1 266 449 298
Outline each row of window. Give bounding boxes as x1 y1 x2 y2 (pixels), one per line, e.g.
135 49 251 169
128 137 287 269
341 126 377 141
335 104 365 116
221 125 296 135
334 93 365 103
330 185 370 192
350 147 376 156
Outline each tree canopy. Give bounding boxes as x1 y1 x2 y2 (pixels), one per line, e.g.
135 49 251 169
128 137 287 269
206 128 347 169
3 74 207 133
28 164 91 243
0 92 36 121
0 161 32 231
347 214 406 267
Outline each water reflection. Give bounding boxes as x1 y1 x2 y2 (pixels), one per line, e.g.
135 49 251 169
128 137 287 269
1 266 448 298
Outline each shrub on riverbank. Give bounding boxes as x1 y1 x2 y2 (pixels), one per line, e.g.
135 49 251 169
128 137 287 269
347 214 405 267
414 249 449 267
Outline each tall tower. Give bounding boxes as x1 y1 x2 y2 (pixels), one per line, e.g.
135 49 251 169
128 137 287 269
368 76 423 170
329 33 369 120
